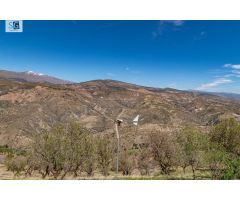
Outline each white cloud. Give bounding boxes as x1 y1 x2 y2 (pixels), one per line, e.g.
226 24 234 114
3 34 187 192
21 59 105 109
196 78 233 90
152 20 184 37
222 64 240 77
223 74 239 78
232 70 240 74
224 64 240 69
197 63 240 92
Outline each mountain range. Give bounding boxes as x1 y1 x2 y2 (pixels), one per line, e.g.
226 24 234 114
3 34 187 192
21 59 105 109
0 70 72 84
0 70 240 148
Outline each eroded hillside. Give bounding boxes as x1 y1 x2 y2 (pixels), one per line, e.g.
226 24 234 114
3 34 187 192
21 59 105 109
1 78 240 147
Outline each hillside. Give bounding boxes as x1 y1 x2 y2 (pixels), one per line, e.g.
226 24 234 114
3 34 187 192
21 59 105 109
1 77 240 148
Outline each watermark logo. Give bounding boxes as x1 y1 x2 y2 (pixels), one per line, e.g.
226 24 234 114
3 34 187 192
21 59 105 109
5 20 23 32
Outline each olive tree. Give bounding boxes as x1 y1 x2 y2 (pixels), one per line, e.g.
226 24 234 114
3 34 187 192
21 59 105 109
30 125 67 179
82 134 97 176
149 132 177 175
210 118 240 156
209 118 240 179
120 149 135 176
137 148 151 176
205 146 228 179
96 135 114 176
30 123 93 179
63 123 90 177
176 127 205 179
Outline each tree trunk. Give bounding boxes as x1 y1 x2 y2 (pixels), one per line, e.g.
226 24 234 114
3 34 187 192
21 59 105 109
182 166 186 174
191 165 196 180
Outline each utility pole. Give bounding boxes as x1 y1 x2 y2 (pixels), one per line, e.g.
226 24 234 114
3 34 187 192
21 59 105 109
114 115 139 174
133 115 140 149
115 119 122 174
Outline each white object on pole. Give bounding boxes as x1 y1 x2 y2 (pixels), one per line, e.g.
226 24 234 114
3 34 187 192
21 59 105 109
133 115 139 126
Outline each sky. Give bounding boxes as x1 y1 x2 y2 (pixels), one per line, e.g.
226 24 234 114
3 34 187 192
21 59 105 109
0 20 240 93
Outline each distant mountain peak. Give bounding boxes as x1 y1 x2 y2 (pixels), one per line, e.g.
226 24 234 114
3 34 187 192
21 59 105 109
24 71 45 76
0 69 73 84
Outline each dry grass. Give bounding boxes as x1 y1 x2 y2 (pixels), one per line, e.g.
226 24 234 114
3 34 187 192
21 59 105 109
0 164 211 180
0 164 15 180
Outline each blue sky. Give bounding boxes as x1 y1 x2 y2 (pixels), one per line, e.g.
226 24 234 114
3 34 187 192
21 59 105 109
0 20 240 93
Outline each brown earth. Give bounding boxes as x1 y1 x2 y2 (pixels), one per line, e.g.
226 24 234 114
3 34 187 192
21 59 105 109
0 77 240 148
